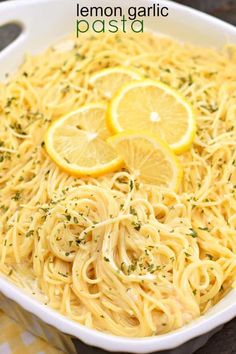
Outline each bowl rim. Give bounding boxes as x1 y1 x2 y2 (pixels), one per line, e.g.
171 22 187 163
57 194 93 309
1 276 236 353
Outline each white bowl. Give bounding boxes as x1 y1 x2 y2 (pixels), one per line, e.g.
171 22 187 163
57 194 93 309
0 1 236 353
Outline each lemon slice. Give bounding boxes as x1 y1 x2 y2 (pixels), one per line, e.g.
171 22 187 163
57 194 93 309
89 67 142 99
45 103 123 177
107 80 196 154
107 132 182 190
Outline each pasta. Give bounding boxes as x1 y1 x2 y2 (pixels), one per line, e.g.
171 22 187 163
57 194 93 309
0 31 236 337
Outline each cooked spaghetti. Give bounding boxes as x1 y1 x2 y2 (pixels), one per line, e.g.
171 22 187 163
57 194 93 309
0 32 236 337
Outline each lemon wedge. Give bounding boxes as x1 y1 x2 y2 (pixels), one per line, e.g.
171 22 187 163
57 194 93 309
107 131 182 190
107 80 196 154
89 67 142 99
45 103 123 177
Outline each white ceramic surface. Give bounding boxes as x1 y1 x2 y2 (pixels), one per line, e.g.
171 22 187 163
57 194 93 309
0 1 236 353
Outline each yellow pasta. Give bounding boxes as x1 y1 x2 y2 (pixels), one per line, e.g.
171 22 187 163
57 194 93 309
0 32 236 337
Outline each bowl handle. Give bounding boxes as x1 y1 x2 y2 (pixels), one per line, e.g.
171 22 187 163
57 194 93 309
0 0 74 81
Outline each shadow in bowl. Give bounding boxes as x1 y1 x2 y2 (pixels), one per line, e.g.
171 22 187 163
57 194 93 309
0 23 22 51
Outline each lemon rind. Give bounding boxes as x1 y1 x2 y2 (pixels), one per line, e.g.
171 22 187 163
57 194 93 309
45 103 123 177
107 79 196 155
107 130 182 191
89 66 143 87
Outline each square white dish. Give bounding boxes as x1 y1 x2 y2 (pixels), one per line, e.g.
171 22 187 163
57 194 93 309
0 1 236 353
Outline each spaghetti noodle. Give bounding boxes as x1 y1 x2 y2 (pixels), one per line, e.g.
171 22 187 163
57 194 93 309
0 32 236 337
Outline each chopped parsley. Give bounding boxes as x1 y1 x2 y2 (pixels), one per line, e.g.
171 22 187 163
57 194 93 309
132 220 142 231
129 180 134 191
200 103 218 113
198 227 210 231
75 53 86 60
0 205 8 213
73 216 79 224
206 254 214 260
130 206 137 216
25 230 34 238
12 191 21 201
64 213 71 222
39 207 49 213
6 97 17 108
64 157 71 164
184 252 191 257
188 228 198 238
58 272 68 278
